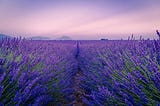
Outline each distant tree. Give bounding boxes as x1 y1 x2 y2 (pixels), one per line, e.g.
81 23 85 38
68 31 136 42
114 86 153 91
156 30 160 39
101 39 108 41
131 34 134 40
140 35 142 40
128 36 130 40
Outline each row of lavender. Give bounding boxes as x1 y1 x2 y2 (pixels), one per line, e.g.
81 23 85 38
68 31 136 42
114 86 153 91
0 38 78 105
79 40 160 105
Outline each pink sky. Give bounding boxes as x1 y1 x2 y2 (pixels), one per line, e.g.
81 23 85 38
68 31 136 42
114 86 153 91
0 0 159 39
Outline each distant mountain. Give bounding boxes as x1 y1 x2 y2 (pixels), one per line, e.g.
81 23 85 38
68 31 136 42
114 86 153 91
56 36 72 40
27 36 50 40
0 34 12 40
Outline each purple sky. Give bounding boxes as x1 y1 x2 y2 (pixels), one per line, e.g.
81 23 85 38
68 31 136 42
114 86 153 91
0 0 160 39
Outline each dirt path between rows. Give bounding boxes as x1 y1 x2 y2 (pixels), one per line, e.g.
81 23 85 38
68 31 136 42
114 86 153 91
72 42 86 106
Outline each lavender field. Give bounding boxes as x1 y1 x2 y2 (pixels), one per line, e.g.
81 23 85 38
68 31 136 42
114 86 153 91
0 38 160 106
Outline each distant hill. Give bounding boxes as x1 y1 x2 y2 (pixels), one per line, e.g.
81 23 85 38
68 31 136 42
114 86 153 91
27 36 50 40
56 36 72 40
0 34 12 40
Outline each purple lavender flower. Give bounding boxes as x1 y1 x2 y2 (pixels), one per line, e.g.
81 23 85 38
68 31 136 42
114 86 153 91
0 85 4 98
0 59 6 66
0 72 6 83
33 95 54 105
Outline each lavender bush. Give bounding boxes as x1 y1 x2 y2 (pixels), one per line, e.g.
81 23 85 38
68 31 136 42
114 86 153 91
0 38 77 105
79 40 160 105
